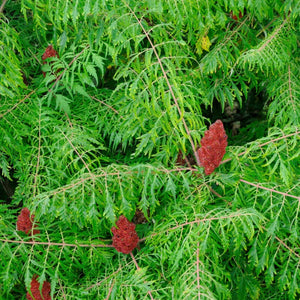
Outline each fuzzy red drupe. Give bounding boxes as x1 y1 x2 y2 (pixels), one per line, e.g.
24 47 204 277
111 215 139 254
26 276 51 300
197 120 227 175
42 45 59 77
16 208 40 235
230 10 243 20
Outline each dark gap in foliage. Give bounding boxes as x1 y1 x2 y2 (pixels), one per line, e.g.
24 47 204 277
100 66 119 90
133 208 149 224
203 88 268 145
7 283 27 300
0 169 18 204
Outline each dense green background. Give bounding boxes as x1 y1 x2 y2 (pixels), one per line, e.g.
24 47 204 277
1 0 299 299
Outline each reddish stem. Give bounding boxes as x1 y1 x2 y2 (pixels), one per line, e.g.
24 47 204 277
0 238 113 248
240 179 300 200
125 4 200 166
130 252 154 300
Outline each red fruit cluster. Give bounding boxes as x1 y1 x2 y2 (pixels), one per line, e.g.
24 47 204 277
197 120 227 175
111 215 139 254
230 10 243 21
17 208 40 235
42 45 58 61
42 45 59 77
26 276 51 300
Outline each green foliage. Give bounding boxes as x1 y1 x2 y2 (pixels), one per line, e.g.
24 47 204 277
0 0 299 299
0 17 25 98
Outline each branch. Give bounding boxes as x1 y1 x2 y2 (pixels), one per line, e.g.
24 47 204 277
196 243 201 300
104 279 115 300
48 44 90 94
58 278 67 300
258 18 288 52
130 252 154 300
240 179 300 200
0 90 35 120
287 64 297 115
0 238 113 248
257 130 299 148
86 262 131 291
33 103 42 197
261 226 300 259
59 128 94 177
0 0 8 14
197 180 300 260
130 251 140 270
38 166 198 197
125 2 201 166
91 95 123 117
139 211 254 242
220 130 299 165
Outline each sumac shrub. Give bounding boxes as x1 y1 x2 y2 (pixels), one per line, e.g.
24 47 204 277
0 0 299 299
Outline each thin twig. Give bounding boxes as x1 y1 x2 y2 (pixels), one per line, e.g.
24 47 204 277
0 90 35 119
139 211 253 242
273 235 300 259
206 185 223 198
38 167 198 197
287 64 296 115
86 263 130 290
48 45 90 94
0 42 88 124
33 104 42 197
125 3 200 166
240 179 300 200
220 131 299 165
0 0 8 14
258 18 288 52
65 112 73 129
257 131 299 148
28 48 43 66
196 243 201 300
91 95 123 117
59 129 94 177
196 179 300 260
255 17 279 38
130 252 140 270
261 226 300 259
130 252 154 300
58 278 67 300
104 279 116 300
0 238 113 248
